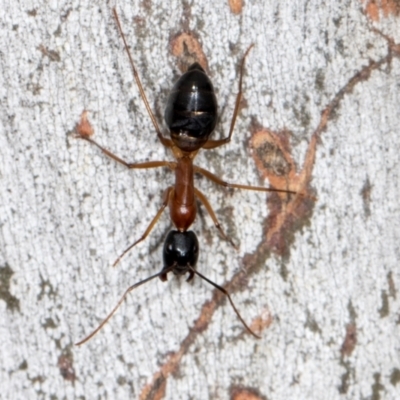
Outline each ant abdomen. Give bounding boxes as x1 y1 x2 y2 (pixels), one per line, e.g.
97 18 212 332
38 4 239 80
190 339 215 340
165 63 218 152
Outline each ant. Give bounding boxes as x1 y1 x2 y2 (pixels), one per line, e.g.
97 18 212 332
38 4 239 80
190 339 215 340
75 8 300 345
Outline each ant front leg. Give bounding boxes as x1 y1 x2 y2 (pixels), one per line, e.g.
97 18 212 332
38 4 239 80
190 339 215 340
194 188 237 249
113 187 173 267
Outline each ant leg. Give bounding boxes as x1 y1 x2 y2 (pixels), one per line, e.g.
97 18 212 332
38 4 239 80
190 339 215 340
112 8 172 148
194 188 237 249
113 187 173 267
194 166 300 197
77 136 176 171
203 45 254 150
75 265 175 345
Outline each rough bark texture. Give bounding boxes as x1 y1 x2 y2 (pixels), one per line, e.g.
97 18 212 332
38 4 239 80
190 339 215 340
1 1 399 399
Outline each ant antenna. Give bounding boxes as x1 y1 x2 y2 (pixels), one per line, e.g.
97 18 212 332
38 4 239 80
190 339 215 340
75 266 174 346
188 266 261 339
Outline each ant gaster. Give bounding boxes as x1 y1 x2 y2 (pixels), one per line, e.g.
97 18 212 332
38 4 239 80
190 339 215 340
75 8 300 345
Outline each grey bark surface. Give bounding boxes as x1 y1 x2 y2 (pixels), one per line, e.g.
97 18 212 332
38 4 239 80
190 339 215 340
0 1 399 399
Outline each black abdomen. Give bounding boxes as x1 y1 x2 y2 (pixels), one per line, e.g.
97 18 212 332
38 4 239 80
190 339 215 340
165 63 218 152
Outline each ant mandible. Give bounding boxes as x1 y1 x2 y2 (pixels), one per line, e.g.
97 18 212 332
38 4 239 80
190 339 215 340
75 8 299 345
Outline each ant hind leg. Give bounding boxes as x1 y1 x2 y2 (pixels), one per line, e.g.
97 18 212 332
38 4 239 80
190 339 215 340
202 45 254 150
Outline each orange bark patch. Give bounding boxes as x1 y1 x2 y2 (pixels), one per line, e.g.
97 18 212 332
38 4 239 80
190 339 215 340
250 308 273 334
231 387 266 400
341 323 357 357
75 110 94 138
57 354 76 382
250 127 317 256
140 372 167 400
170 32 208 72
363 0 400 21
229 0 244 15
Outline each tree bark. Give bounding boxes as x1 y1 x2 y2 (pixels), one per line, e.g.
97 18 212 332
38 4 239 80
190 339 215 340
1 1 399 399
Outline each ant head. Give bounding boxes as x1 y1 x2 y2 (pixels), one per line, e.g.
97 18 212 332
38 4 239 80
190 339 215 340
164 63 218 152
161 230 199 281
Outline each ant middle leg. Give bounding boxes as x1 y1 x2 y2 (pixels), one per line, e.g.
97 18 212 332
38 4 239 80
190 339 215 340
194 166 298 197
203 45 254 150
194 188 237 249
76 135 176 171
113 187 173 267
